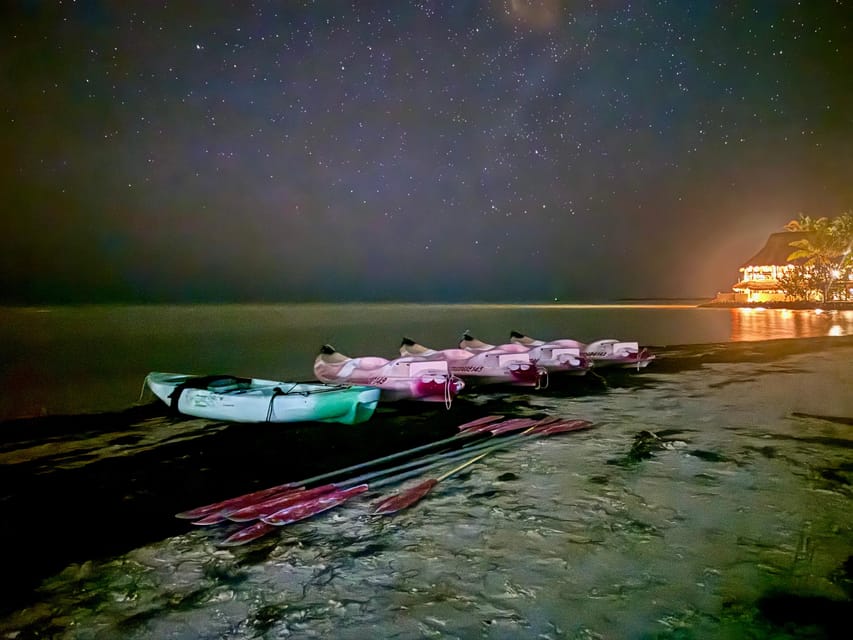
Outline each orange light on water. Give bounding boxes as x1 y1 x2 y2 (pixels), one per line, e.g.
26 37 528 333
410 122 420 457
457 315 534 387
729 308 853 340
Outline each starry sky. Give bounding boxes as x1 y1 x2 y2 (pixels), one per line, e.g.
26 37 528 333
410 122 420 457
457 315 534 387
2 1 851 304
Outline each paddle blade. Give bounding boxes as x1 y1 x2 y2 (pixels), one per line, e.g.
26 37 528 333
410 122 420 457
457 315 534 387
219 521 277 547
175 482 300 520
372 478 439 515
456 415 505 432
191 512 229 526
463 417 529 435
538 419 593 435
487 418 540 435
227 484 336 522
261 484 368 526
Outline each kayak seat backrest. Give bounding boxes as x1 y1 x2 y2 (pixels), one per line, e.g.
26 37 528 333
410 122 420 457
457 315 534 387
510 333 543 346
585 339 618 353
320 349 350 364
400 340 434 355
538 346 580 360
404 360 450 376
485 352 531 367
612 341 639 353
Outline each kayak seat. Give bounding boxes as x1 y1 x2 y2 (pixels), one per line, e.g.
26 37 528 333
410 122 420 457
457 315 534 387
168 375 253 411
207 377 253 393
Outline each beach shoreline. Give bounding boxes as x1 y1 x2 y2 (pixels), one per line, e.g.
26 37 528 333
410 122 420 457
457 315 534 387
1 334 851 637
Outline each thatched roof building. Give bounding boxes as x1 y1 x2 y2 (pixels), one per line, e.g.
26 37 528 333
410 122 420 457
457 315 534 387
728 231 811 303
709 227 852 306
738 231 807 268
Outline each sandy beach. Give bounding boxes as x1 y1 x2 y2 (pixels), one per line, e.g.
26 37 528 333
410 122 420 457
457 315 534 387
1 334 851 638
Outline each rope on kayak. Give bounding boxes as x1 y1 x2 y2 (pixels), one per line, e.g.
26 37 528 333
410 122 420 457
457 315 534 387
589 368 608 387
444 376 452 410
536 367 549 390
299 384 353 395
266 387 286 422
276 383 300 395
138 375 151 403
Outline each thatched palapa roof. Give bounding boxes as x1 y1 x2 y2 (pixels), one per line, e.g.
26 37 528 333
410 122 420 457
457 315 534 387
739 231 808 268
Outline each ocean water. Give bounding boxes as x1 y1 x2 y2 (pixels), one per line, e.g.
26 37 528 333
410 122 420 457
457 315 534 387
1 303 852 420
0 304 851 639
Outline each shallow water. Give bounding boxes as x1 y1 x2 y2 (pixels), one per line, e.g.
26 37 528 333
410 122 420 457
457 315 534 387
2 303 852 420
1 339 850 639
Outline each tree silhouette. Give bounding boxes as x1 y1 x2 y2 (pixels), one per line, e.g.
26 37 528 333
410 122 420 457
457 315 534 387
785 213 853 302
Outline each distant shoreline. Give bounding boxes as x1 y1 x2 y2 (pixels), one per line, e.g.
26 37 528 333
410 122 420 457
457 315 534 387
699 300 853 310
2 299 853 311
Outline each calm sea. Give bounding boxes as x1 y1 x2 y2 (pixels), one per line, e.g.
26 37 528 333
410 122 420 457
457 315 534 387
2 303 852 421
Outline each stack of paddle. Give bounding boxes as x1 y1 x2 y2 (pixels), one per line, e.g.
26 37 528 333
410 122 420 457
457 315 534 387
176 414 592 546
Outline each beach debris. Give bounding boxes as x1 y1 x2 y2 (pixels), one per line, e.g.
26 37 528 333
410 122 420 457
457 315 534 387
608 429 687 465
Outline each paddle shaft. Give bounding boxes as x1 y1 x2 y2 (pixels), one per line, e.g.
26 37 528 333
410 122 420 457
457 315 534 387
224 418 590 542
260 426 550 525
216 421 560 523
363 420 585 492
372 420 591 515
177 415 508 519
333 424 548 488
292 425 490 486
256 418 586 509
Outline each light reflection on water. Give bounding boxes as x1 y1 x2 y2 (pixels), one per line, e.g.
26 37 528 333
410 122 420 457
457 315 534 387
730 308 853 342
2 348 850 639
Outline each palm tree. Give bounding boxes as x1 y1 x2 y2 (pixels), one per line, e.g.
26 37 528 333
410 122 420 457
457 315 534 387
785 213 853 301
784 215 822 232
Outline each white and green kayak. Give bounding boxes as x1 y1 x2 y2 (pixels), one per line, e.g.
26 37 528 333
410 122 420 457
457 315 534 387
145 372 380 425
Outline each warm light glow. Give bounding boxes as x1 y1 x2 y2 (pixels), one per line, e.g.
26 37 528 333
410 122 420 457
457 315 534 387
731 309 853 340
814 308 824 315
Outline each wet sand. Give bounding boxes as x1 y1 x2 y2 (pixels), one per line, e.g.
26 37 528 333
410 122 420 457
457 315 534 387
1 335 851 636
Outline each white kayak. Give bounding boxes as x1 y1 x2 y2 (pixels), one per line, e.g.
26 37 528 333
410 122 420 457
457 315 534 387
145 372 380 425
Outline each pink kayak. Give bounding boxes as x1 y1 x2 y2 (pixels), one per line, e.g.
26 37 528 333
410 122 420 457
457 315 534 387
510 331 655 370
313 345 465 405
399 337 545 387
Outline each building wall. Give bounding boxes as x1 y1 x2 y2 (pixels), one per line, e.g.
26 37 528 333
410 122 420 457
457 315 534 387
744 289 794 303
734 263 805 302
713 291 748 303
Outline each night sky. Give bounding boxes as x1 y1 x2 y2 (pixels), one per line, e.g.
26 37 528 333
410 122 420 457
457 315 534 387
2 1 851 304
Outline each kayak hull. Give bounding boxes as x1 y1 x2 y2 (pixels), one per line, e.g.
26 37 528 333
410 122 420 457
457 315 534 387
314 349 465 403
145 373 380 425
